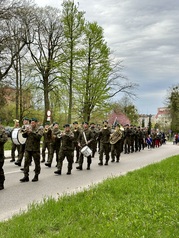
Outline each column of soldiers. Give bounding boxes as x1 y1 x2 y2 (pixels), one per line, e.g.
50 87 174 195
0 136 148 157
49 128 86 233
1 117 164 190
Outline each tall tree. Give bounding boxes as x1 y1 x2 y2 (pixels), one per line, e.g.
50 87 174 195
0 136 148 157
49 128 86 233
25 6 64 124
61 0 85 123
76 22 112 122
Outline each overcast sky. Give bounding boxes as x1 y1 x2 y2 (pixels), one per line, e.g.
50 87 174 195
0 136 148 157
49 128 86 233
34 0 179 115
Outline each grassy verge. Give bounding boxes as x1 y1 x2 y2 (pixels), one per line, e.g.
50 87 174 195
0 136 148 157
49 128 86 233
0 156 178 238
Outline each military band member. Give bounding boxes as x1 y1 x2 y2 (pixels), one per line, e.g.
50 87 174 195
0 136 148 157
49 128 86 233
54 124 74 175
0 119 8 190
10 119 20 162
15 117 29 167
98 120 111 166
45 122 61 167
41 122 52 163
72 121 81 163
76 122 94 170
20 118 43 182
123 124 131 154
89 122 99 158
110 123 124 162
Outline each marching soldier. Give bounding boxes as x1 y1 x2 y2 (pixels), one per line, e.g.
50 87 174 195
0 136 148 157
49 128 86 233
10 119 20 162
54 124 74 175
20 118 43 182
98 120 111 166
76 122 94 170
123 124 131 154
90 122 98 158
0 119 8 190
72 121 81 163
45 122 61 167
110 123 124 162
41 122 53 163
15 117 29 167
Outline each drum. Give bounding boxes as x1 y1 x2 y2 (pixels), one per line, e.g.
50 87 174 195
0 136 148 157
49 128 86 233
81 146 92 157
11 128 26 145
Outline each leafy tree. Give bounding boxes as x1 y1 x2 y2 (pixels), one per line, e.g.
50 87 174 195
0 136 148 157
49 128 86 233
61 0 85 123
167 85 179 132
25 6 64 124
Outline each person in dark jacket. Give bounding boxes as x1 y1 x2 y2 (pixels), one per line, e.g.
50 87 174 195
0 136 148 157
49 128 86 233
98 120 111 165
54 124 74 175
0 119 8 190
20 118 43 182
76 122 94 170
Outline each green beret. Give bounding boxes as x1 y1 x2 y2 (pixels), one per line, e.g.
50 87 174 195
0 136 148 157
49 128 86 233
63 124 70 128
31 117 38 122
23 117 29 121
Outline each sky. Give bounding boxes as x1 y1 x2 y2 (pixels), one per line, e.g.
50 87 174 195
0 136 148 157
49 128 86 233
34 0 179 115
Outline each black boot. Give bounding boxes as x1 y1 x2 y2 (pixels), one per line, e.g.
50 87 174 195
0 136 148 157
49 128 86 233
54 170 61 175
15 161 21 166
0 182 4 190
20 176 29 182
66 170 71 175
104 161 108 165
98 161 103 166
32 174 38 182
45 162 51 167
87 164 90 170
10 159 15 162
76 165 82 170
41 159 45 163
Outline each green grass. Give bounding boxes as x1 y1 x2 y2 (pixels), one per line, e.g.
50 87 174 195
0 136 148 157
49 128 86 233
0 156 178 238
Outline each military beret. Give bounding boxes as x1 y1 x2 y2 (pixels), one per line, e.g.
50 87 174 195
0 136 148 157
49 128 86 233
45 121 50 125
31 118 38 122
90 122 95 125
82 121 89 125
53 122 59 126
73 121 78 125
63 124 70 128
23 117 29 121
103 120 108 124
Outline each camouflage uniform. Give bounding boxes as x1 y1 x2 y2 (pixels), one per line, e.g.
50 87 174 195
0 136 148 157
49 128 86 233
72 126 81 163
98 123 111 165
90 124 98 158
76 123 94 170
20 121 43 182
45 126 61 167
0 124 8 190
55 126 74 175
41 128 53 163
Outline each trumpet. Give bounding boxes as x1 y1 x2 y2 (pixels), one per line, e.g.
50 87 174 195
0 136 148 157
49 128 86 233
44 124 53 133
21 125 32 133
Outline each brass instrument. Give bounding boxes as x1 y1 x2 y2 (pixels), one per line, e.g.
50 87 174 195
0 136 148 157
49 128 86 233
21 125 32 133
110 126 124 144
44 124 53 133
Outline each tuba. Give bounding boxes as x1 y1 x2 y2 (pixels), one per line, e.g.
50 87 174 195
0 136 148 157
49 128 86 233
110 126 124 144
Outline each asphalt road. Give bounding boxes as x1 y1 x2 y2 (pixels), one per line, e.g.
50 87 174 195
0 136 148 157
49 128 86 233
0 142 178 222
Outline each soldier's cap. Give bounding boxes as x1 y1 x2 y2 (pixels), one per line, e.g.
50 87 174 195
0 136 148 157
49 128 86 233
90 122 95 125
73 121 78 125
23 117 29 121
45 121 50 125
31 117 38 122
124 124 129 127
115 123 121 127
103 120 108 124
53 122 59 126
63 124 70 128
82 121 89 125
